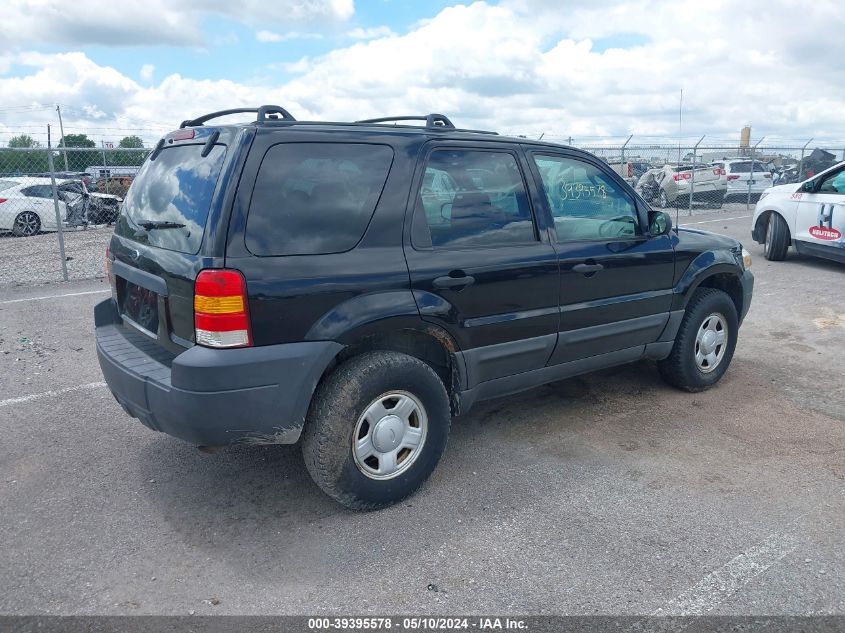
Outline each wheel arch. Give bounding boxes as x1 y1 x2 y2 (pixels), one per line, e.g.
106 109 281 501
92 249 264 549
752 209 791 245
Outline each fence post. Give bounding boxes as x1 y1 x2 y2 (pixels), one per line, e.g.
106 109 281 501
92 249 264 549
46 125 69 282
747 136 764 211
689 135 705 215
798 138 813 180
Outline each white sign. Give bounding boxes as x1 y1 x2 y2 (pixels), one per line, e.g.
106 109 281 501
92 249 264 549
102 141 114 149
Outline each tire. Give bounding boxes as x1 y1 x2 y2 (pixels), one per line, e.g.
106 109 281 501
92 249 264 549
12 210 41 237
659 190 669 209
302 351 451 511
658 288 738 392
763 213 789 261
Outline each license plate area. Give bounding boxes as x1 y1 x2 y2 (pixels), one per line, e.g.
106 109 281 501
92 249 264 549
118 279 160 338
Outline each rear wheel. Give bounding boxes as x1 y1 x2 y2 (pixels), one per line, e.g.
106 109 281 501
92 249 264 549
302 351 451 511
12 211 41 237
658 288 738 392
763 213 789 261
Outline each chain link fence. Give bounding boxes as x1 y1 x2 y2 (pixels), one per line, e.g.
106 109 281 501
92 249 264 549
0 146 150 286
1 134 843 287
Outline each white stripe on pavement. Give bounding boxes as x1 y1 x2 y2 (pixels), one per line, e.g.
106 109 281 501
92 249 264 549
0 381 107 408
680 215 750 225
0 289 109 305
651 530 799 616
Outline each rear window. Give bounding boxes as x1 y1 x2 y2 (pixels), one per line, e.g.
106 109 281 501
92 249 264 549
115 143 226 254
245 143 394 256
729 161 767 173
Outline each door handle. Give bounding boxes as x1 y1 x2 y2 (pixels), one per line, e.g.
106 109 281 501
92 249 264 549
433 274 475 289
572 263 604 275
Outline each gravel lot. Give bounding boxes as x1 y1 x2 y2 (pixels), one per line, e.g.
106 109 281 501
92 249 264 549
0 225 111 287
0 208 842 617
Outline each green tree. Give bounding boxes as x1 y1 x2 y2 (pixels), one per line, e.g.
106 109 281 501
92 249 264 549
55 133 96 171
1 134 48 175
8 134 40 148
116 135 147 166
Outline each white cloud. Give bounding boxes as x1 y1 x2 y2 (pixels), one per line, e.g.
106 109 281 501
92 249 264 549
0 0 354 48
140 64 155 82
346 26 396 40
255 30 324 43
2 1 845 147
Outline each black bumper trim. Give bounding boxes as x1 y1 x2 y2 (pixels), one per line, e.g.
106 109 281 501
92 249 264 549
95 299 342 446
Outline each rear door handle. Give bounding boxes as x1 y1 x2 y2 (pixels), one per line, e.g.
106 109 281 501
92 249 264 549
433 275 475 289
572 263 604 275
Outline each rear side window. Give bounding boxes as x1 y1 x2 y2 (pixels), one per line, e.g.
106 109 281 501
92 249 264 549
245 143 394 256
116 144 227 254
21 185 53 198
413 150 536 249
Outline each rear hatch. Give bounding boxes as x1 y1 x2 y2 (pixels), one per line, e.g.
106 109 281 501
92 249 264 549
108 126 247 353
673 165 723 189
726 160 771 191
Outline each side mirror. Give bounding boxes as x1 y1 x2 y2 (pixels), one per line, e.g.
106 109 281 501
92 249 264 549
801 180 815 192
648 209 672 236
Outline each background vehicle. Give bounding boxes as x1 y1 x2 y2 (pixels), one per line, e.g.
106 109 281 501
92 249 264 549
0 178 70 236
711 159 771 201
0 177 121 235
95 106 753 510
605 158 652 187
635 163 727 208
93 176 133 198
752 161 845 264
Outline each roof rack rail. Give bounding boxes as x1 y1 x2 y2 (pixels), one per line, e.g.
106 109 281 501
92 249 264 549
356 114 455 129
179 105 296 128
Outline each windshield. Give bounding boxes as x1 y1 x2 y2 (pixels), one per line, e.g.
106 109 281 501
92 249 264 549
115 143 226 254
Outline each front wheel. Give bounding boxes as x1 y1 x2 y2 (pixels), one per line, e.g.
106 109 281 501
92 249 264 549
658 288 738 392
302 351 451 510
763 213 789 261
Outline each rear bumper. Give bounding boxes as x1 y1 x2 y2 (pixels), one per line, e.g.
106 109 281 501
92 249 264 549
95 299 342 446
740 269 754 324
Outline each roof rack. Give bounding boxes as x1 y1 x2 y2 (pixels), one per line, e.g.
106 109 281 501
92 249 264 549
180 105 296 128
356 114 455 129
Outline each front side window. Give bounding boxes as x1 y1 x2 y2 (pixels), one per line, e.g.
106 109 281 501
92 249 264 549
414 150 536 249
818 167 845 195
246 143 394 256
533 154 639 241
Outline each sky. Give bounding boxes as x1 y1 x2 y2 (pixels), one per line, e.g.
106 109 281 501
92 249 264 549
1 0 844 148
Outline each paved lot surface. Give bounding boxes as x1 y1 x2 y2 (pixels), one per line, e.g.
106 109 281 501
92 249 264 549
0 209 843 616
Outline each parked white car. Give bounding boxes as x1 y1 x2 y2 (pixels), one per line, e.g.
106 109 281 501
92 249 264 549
751 161 845 264
0 177 121 236
711 159 772 201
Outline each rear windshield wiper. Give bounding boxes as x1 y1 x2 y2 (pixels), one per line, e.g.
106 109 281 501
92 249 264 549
138 219 186 230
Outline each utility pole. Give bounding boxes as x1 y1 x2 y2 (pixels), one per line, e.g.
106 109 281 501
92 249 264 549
56 104 69 171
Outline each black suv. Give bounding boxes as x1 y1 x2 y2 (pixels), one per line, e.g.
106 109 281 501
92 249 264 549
95 106 754 510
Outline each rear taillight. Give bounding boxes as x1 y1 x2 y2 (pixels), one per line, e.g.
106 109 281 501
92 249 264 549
105 245 112 285
627 163 633 178
194 269 252 348
0 198 7 203
672 173 692 181
713 168 726 176
727 175 740 181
